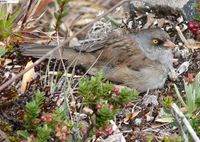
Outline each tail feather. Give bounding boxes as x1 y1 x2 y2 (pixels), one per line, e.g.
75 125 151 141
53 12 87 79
20 44 96 67
20 44 58 58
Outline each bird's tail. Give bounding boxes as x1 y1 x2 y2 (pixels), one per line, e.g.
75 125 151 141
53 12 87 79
20 44 96 67
20 44 66 58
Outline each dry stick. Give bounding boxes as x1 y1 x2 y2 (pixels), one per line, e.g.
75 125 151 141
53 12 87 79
21 0 34 29
142 122 171 131
175 26 199 49
175 26 189 46
171 103 200 142
0 0 130 92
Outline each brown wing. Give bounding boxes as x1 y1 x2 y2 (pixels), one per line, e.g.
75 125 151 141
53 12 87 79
84 33 155 71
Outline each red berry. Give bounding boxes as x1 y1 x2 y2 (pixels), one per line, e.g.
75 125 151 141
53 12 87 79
96 104 102 109
113 87 120 94
188 21 200 28
40 115 47 122
55 127 61 132
188 22 195 30
105 127 112 132
107 129 114 135
109 104 114 110
98 131 104 137
33 119 40 125
191 28 198 34
30 134 35 141
187 21 200 35
59 133 67 141
105 127 114 135
193 22 199 28
47 117 53 123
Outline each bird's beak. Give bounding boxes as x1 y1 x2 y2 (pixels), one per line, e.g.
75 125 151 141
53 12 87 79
163 39 176 48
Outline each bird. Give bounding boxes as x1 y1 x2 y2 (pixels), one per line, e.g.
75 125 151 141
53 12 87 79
20 28 176 92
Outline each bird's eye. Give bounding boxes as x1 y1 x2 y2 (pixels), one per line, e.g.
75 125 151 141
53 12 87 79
152 39 159 45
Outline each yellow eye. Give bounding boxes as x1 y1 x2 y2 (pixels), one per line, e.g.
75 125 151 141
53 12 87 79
152 39 159 45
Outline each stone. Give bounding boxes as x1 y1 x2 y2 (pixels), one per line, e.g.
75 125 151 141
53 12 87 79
130 0 198 21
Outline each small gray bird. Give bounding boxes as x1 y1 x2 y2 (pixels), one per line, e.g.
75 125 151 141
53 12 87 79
21 28 176 92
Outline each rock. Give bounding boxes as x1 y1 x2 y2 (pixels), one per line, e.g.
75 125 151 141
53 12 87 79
130 0 198 21
183 0 198 21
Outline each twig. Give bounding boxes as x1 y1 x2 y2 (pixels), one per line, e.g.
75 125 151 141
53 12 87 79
0 0 130 92
175 26 189 46
143 122 171 130
21 0 34 29
175 26 200 49
171 103 200 142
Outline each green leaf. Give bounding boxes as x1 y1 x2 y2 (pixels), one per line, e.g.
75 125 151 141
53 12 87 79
195 97 200 106
24 90 45 129
114 88 138 105
0 47 7 57
184 75 199 114
194 16 200 22
57 0 62 6
0 11 6 19
0 9 21 40
25 101 40 123
34 90 45 107
52 108 66 121
61 11 68 17
17 130 30 139
54 12 58 19
35 125 52 142
96 105 115 126
7 8 21 24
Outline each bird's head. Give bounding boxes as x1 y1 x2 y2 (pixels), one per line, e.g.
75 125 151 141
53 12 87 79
135 28 176 51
